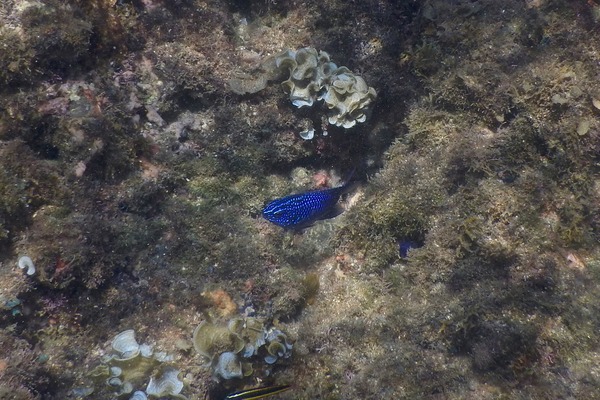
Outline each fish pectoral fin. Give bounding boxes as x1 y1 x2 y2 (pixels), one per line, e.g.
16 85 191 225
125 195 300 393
290 222 314 232
319 204 345 221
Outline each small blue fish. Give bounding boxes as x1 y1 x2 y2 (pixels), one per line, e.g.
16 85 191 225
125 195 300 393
263 178 354 229
398 239 422 258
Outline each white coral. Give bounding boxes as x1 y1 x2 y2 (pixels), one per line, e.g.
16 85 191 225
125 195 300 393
275 47 376 128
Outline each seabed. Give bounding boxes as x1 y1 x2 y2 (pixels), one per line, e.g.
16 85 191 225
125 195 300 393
1 0 600 399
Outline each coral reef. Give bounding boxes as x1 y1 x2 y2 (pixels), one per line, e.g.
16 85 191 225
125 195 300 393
192 317 292 382
1 0 600 399
82 329 184 399
232 47 377 132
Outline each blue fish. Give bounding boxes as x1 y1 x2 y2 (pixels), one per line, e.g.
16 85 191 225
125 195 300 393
398 239 422 258
262 178 354 229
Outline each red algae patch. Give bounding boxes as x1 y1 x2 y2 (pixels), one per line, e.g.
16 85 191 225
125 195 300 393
203 289 238 317
0 359 8 373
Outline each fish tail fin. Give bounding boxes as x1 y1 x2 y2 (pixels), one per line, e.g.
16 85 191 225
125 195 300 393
340 167 358 194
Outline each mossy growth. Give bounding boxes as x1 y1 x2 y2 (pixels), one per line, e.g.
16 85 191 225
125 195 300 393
335 140 446 271
0 140 68 249
157 185 267 283
406 40 443 77
0 0 140 88
13 176 169 290
269 269 321 320
20 3 92 73
0 27 35 87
